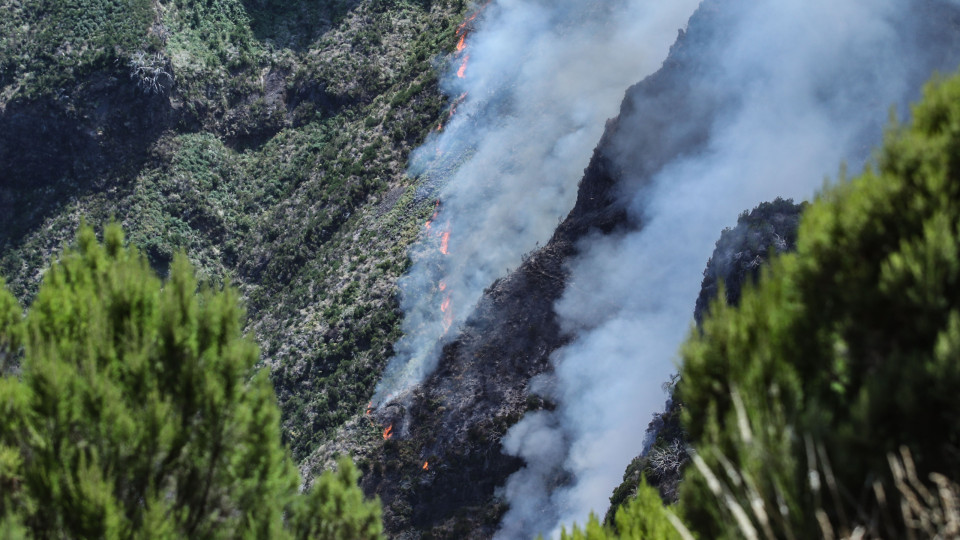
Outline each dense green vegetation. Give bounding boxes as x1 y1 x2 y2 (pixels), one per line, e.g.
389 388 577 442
0 0 464 466
0 0 155 98
0 224 382 538
565 68 960 540
679 68 960 538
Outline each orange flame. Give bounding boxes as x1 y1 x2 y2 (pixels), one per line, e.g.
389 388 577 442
441 295 454 329
438 280 447 291
449 92 468 118
456 1 490 36
425 200 440 230
366 401 373 415
383 425 393 440
457 14 478 36
442 93 468 129
444 309 454 328
440 231 450 254
422 461 429 470
453 0 491 66
457 55 469 78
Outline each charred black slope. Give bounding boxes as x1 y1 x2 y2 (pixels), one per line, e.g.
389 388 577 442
361 4 737 536
363 132 630 540
362 0 960 536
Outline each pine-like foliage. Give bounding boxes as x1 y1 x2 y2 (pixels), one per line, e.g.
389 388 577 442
562 69 960 540
0 224 382 539
559 476 682 540
676 70 960 538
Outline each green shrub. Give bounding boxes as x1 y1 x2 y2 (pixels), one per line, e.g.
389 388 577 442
676 70 960 538
565 67 960 540
0 223 383 539
559 477 682 540
0 0 155 97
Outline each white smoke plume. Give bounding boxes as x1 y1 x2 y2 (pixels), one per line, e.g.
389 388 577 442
372 0 700 405
496 0 960 537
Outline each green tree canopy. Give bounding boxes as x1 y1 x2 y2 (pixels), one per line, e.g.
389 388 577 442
0 224 382 539
559 476 683 540
677 70 960 537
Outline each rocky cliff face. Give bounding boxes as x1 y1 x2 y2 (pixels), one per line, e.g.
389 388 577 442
693 198 805 325
605 197 804 524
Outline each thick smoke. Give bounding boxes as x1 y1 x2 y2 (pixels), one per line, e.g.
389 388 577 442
497 0 960 537
372 0 700 405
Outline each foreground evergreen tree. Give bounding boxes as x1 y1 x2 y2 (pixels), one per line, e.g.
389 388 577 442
564 69 960 538
677 69 960 538
560 477 682 540
0 224 382 539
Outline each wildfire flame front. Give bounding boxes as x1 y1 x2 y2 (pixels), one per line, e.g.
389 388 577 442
441 295 454 329
425 200 440 231
440 231 450 254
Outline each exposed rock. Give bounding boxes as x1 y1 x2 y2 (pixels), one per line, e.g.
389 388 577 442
605 198 804 525
694 197 805 326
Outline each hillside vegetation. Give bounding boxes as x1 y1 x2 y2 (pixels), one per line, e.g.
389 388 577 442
0 0 466 463
565 68 960 540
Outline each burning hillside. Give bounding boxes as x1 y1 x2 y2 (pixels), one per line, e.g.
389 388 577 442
354 0 960 538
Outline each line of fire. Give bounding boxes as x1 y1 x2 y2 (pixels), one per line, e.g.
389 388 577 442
370 1 491 474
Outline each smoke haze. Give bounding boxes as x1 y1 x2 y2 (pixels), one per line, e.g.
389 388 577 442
372 0 700 404
496 0 960 538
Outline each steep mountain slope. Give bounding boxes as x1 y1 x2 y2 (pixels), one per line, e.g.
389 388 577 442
340 6 739 536
350 136 626 539
333 0 960 537
606 197 804 523
6 0 960 537
0 0 467 462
